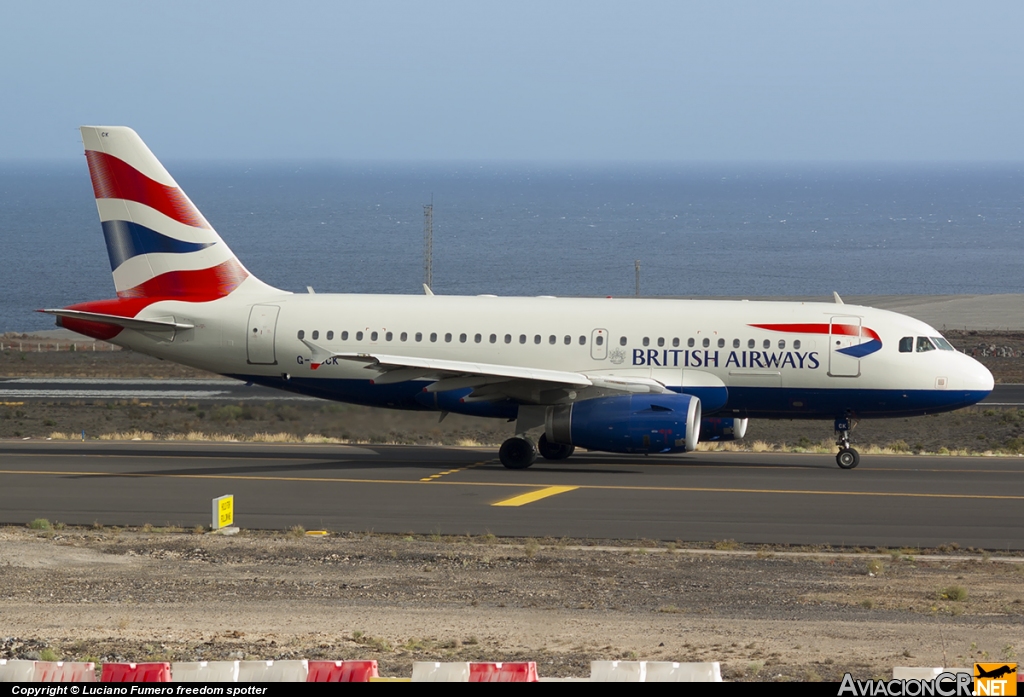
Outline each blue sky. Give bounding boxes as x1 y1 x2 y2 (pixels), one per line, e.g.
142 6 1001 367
4 1 1023 161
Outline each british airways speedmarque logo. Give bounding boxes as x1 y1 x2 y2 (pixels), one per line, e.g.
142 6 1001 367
749 323 883 358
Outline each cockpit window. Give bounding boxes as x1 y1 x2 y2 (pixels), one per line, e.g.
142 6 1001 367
931 336 955 351
899 337 913 353
916 336 936 353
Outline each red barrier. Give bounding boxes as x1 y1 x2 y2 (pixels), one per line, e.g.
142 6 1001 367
100 662 172 682
469 662 538 682
307 660 379 682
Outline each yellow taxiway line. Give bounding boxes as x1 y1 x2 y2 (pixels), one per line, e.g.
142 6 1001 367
0 469 1022 501
491 485 579 507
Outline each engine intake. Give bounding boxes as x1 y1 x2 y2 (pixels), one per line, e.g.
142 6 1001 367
546 393 701 454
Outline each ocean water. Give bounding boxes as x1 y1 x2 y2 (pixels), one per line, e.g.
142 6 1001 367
1 161 1022 334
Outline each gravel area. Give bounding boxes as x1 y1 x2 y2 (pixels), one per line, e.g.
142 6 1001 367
0 528 1022 681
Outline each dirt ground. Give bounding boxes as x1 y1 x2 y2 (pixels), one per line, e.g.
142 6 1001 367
0 528 1021 681
2 331 1023 680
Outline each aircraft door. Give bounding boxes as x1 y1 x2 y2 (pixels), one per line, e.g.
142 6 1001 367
828 315 862 378
590 329 608 360
247 305 280 365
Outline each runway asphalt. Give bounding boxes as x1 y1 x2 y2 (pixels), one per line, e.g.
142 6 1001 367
1 441 1021 550
2 378 1022 405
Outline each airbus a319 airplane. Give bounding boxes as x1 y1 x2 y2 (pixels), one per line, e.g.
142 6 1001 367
44 127 995 470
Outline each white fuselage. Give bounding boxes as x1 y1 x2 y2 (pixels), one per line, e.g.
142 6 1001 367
106 291 994 421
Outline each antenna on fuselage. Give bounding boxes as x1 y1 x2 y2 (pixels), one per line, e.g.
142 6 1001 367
423 198 433 291
833 291 844 304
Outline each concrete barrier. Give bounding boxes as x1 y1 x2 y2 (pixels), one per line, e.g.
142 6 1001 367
892 667 944 680
172 661 240 682
411 661 471 682
101 662 171 682
469 662 538 682
0 660 37 683
645 661 722 682
33 661 97 682
237 659 308 682
590 661 646 682
307 660 379 682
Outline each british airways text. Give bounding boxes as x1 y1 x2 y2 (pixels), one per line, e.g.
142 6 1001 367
632 349 821 369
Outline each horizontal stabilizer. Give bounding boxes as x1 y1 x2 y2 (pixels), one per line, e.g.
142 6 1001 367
39 309 194 332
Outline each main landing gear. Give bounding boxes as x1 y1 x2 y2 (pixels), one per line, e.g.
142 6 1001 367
498 434 576 469
834 416 860 469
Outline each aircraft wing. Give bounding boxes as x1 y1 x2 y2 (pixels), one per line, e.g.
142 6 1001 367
299 339 672 402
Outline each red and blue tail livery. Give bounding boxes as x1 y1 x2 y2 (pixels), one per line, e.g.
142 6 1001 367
50 127 277 339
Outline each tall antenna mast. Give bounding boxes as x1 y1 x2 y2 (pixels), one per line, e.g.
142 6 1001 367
423 198 433 290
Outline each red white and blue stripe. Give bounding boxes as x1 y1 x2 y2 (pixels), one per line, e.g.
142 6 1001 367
749 323 884 358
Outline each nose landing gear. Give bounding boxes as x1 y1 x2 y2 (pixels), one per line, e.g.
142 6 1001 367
835 416 860 469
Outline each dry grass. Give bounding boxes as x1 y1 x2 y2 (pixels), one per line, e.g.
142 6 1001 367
97 430 154 441
34 429 1024 458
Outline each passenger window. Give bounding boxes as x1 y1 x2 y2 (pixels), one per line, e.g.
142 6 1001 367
794 340 801 350
356 331 364 341
688 338 695 348
474 333 481 343
620 336 627 346
564 335 571 345
505 334 512 344
490 334 497 343
534 335 541 344
297 330 305 340
327 331 334 341
579 336 586 345
415 332 422 342
519 334 526 344
717 338 725 348
702 338 710 348
445 333 452 342
733 338 740 348
643 337 650 347
748 339 755 349
778 340 785 349
916 336 936 352
430 332 437 342
549 335 556 345
672 338 679 348
385 331 393 341
400 332 407 341
370 331 378 341
657 337 665 347
459 333 467 343
341 331 349 341
312 330 319 340
763 339 770 349
596 335 604 346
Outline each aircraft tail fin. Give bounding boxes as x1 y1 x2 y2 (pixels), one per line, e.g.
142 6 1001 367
80 126 275 301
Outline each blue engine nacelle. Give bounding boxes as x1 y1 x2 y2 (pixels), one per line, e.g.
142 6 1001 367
545 393 702 454
698 417 749 442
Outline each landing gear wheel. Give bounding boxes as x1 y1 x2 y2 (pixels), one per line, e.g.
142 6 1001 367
836 448 860 469
499 437 538 470
537 434 575 460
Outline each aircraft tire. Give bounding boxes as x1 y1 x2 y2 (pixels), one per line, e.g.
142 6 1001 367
500 437 538 470
836 448 860 469
537 434 575 460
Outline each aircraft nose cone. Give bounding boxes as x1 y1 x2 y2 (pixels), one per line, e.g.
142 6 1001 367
961 354 994 395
